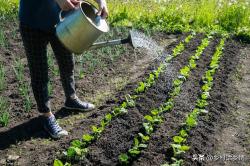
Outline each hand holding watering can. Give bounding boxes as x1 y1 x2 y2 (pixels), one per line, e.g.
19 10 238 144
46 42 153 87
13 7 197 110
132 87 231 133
55 0 108 18
55 0 134 54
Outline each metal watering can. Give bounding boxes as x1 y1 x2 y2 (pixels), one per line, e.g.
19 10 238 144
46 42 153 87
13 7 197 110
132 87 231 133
56 1 136 54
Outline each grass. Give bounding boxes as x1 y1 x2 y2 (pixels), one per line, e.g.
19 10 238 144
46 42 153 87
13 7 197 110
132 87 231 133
1 0 250 41
13 58 33 112
0 97 9 127
0 0 18 19
0 29 7 47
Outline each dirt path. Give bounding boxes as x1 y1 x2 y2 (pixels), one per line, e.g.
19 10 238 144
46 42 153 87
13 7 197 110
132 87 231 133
184 40 250 166
206 44 250 166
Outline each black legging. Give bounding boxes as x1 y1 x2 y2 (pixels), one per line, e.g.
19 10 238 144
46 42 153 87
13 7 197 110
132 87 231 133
20 25 76 113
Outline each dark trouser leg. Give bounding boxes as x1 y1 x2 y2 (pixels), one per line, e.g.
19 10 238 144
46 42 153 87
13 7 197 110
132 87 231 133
49 33 76 100
19 25 51 113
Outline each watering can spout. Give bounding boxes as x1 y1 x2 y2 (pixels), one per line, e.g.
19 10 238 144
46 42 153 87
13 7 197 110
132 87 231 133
89 33 132 50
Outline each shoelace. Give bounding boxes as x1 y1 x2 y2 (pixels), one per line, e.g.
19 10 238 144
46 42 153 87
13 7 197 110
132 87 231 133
75 98 88 107
48 116 61 133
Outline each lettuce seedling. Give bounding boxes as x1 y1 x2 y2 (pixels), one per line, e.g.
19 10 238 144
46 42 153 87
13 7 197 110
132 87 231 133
146 73 155 86
179 129 188 138
185 115 197 129
173 136 185 144
125 94 136 107
138 133 150 142
189 59 196 69
180 66 190 78
92 125 103 135
143 122 153 135
135 82 146 93
82 134 94 143
54 159 71 166
119 153 129 164
173 79 183 87
196 99 208 108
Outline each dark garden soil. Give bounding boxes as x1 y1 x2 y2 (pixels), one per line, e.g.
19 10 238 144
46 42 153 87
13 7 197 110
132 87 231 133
183 40 250 166
79 34 205 166
132 37 221 166
1 19 250 166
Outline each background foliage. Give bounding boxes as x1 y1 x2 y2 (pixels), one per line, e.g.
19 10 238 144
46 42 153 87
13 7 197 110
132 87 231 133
1 0 250 40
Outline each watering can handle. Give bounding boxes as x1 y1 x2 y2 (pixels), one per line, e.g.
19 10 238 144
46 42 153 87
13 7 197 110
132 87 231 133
59 10 75 22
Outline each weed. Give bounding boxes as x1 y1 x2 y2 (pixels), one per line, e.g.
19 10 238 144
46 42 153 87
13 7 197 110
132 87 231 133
0 97 9 126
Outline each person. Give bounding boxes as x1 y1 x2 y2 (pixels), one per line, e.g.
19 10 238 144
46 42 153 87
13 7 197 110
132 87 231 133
18 0 108 139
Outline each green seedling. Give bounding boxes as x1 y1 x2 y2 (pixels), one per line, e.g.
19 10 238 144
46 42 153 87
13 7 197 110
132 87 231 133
196 99 208 108
128 137 147 157
47 50 59 76
135 82 146 93
0 30 6 47
172 43 184 57
185 114 197 129
0 97 9 126
125 94 136 107
143 122 153 135
189 59 196 69
119 153 129 164
138 133 150 142
13 58 24 82
24 95 32 112
0 111 9 127
170 86 181 97
173 79 183 87
92 125 103 135
82 134 94 142
180 66 190 78
146 73 155 86
173 136 185 144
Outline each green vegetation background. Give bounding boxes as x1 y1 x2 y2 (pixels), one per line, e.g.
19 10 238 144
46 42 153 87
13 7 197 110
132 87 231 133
1 0 250 40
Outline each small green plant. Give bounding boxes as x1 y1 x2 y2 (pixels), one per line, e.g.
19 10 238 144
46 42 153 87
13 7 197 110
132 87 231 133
0 30 6 47
164 38 226 166
119 153 129 164
47 51 59 76
0 111 9 127
24 95 32 112
13 58 24 82
0 97 9 127
180 66 190 78
172 43 184 57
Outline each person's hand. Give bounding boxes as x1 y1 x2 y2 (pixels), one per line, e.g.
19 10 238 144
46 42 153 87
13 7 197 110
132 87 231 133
55 0 80 11
95 0 109 18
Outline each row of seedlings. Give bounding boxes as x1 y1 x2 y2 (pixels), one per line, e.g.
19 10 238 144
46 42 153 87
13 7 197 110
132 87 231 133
54 34 195 165
163 38 225 166
0 64 9 126
118 36 211 164
13 58 32 112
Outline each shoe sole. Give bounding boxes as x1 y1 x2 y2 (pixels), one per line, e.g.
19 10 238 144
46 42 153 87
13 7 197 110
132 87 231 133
64 106 95 112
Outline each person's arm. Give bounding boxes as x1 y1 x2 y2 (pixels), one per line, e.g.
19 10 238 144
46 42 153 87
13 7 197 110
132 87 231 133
95 0 108 18
55 0 80 11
